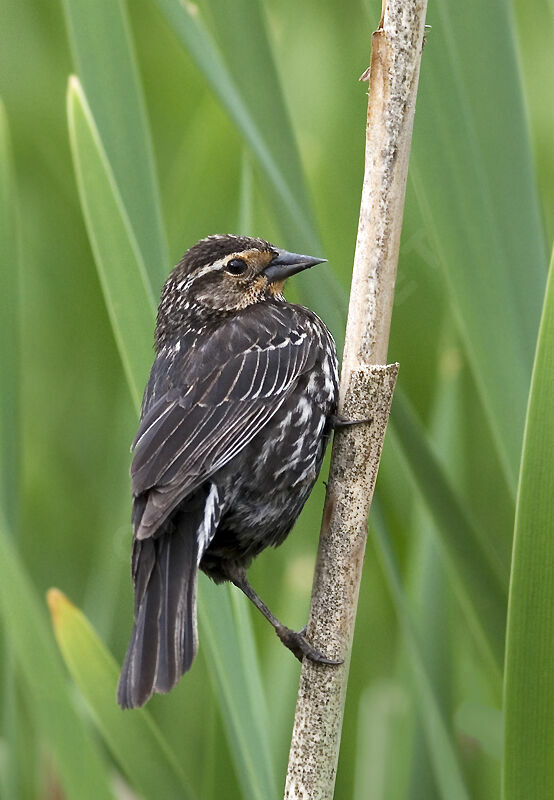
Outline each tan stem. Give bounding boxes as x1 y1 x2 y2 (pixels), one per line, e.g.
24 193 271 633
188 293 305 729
284 1 428 797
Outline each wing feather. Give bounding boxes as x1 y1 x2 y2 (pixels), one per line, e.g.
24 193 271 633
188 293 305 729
131 305 327 539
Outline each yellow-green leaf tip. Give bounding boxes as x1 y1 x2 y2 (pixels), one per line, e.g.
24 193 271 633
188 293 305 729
68 74 80 93
47 587 74 626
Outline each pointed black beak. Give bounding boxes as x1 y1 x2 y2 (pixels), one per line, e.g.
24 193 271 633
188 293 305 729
263 248 327 283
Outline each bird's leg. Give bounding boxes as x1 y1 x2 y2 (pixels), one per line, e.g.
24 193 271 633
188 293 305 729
329 413 372 430
228 568 342 666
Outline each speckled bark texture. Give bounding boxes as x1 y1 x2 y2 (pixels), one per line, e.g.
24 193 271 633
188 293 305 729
285 1 427 797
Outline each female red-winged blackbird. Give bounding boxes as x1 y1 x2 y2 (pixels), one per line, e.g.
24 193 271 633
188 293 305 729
117 234 340 709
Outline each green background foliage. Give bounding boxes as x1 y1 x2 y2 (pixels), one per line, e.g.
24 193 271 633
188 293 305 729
0 0 552 797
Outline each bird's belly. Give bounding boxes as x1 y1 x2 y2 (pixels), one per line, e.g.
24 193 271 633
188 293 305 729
201 389 333 576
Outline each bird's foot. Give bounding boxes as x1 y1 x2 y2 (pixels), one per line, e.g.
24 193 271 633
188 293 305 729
276 625 343 666
329 413 372 430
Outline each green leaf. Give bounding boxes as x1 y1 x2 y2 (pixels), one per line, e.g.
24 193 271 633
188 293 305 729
512 0 554 243
503 247 554 800
0 100 19 529
455 702 503 762
0 99 22 800
391 390 507 679
153 0 346 342
48 589 194 800
410 0 547 488
154 0 313 250
353 681 411 800
372 503 471 800
62 0 168 288
201 0 314 232
67 76 156 410
0 517 114 800
199 582 278 800
394 335 472 798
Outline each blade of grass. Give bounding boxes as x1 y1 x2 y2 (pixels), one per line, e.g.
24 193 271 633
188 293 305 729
455 702 503 762
0 97 21 800
9 688 40 800
67 76 156 409
199 581 278 800
154 0 313 250
503 247 554 799
512 0 554 243
201 0 313 232
228 589 273 753
353 681 411 800
238 151 255 234
0 100 19 529
199 0 350 333
62 0 168 288
405 531 453 798
390 390 507 679
371 502 471 800
153 0 346 342
48 589 194 800
0 516 114 800
404 357 470 796
68 75 277 799
408 0 547 489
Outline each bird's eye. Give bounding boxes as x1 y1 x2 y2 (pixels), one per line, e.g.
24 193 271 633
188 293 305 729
226 258 247 276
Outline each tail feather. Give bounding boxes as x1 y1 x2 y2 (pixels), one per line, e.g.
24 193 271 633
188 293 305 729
118 483 222 709
117 526 199 709
154 528 198 694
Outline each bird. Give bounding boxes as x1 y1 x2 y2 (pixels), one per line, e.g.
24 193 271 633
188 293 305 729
117 234 341 709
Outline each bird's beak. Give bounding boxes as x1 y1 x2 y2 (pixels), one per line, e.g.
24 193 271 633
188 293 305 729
262 249 327 283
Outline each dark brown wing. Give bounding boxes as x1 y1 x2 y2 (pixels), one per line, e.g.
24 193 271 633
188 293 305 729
131 304 325 540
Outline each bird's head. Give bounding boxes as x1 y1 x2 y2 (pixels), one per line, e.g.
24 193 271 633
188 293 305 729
155 234 326 347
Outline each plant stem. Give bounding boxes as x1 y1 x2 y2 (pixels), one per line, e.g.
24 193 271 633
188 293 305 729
284 1 428 797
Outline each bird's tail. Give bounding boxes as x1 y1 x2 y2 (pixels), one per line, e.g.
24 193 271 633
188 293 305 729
117 524 199 709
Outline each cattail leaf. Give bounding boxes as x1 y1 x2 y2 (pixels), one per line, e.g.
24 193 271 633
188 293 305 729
503 247 554 799
410 0 547 488
0 100 19 528
153 0 346 342
48 589 194 799
391 390 507 679
372 504 471 800
62 0 168 289
0 519 114 800
199 582 278 800
67 75 155 410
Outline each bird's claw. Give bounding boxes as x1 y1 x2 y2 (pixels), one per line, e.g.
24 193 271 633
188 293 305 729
276 625 343 666
329 414 372 430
